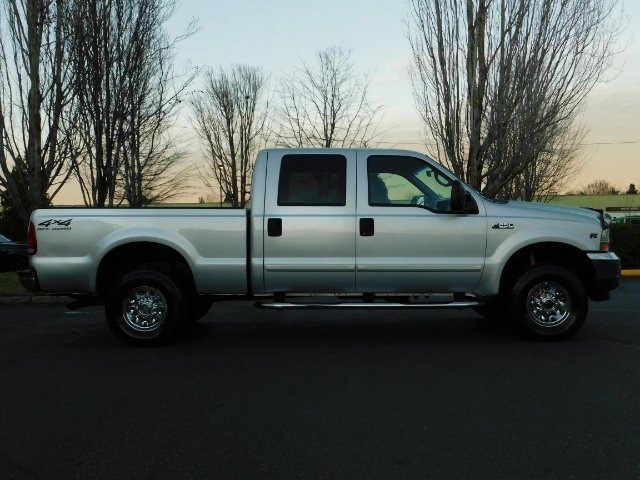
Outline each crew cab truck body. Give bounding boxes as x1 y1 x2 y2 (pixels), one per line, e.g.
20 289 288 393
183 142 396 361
20 148 621 345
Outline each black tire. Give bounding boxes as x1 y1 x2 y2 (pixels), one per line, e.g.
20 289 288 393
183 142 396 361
509 265 588 341
187 296 214 323
106 270 188 346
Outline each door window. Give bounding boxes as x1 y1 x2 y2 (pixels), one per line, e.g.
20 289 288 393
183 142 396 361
278 155 347 206
368 156 454 212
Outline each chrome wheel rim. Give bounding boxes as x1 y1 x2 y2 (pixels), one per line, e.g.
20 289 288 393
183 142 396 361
526 281 571 328
122 286 167 332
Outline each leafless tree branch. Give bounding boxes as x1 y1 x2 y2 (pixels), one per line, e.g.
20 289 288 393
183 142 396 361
407 0 624 199
274 44 385 148
0 0 74 226
190 64 270 208
66 0 197 207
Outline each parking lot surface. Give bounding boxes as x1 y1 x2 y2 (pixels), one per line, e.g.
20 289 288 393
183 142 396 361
1 279 639 479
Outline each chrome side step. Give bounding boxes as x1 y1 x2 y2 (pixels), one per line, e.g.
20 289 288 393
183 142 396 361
256 300 480 310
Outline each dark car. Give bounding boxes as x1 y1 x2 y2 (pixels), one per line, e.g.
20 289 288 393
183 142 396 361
0 234 29 272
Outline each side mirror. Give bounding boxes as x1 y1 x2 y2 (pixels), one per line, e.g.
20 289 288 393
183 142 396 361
451 180 466 212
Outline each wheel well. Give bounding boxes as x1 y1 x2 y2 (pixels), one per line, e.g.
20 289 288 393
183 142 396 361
96 242 195 296
499 243 595 297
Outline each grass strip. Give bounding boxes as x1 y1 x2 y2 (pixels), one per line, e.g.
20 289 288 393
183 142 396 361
0 272 30 296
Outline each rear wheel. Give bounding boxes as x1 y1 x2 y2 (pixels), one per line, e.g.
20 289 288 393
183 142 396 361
106 270 188 346
509 265 587 340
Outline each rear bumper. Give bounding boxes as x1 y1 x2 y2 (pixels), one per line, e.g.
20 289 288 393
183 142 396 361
586 252 621 300
18 268 41 293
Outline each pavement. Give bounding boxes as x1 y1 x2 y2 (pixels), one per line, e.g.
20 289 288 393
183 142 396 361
1 278 639 479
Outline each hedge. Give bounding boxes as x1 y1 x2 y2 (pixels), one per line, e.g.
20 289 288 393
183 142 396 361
611 224 640 269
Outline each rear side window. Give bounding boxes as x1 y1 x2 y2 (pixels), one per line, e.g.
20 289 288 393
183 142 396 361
278 155 347 206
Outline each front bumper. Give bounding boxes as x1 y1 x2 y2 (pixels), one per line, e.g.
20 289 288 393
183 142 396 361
18 268 41 293
586 252 621 300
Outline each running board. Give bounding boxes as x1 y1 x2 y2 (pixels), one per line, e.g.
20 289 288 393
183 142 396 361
256 301 480 310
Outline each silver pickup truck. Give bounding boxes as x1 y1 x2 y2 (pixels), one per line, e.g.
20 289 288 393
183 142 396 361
20 148 621 345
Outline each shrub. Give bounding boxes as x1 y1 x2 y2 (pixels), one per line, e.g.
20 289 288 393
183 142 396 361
610 224 640 269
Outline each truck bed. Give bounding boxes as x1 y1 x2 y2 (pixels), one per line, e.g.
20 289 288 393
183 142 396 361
30 208 249 294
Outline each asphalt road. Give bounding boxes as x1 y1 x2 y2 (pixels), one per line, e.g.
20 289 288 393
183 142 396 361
1 279 639 480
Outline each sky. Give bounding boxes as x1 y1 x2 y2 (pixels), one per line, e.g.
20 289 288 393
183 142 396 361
57 0 640 203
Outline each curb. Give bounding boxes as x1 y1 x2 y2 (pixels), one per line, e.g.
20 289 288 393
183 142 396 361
621 270 640 277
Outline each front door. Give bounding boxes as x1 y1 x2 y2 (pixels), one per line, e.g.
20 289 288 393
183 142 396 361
355 152 487 294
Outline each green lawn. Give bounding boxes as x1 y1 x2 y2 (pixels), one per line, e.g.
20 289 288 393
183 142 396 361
0 272 31 296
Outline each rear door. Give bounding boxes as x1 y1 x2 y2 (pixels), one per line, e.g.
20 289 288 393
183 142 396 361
263 150 357 293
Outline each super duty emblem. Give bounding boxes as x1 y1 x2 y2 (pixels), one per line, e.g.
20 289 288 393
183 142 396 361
492 222 514 230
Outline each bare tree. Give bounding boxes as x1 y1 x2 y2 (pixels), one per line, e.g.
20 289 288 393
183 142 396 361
581 179 619 195
190 65 269 208
500 117 587 201
407 0 623 199
67 0 196 207
0 0 74 226
117 3 196 207
274 44 384 148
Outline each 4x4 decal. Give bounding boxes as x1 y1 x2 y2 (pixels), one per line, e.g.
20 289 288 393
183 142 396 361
37 219 73 230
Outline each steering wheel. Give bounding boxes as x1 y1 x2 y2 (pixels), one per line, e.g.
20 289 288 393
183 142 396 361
434 172 451 187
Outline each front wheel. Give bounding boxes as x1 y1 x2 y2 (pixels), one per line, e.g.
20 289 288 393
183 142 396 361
106 270 188 346
509 265 588 341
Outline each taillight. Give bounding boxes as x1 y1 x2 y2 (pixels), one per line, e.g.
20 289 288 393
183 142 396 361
27 221 37 255
600 226 610 252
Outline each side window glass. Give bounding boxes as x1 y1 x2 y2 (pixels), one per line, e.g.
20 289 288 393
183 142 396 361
278 154 347 206
368 155 454 211
369 173 422 205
